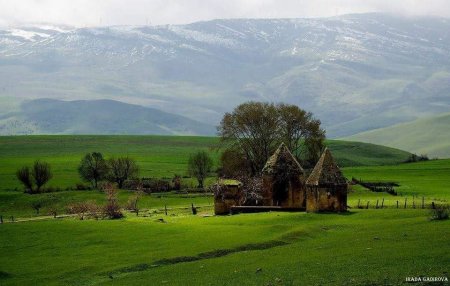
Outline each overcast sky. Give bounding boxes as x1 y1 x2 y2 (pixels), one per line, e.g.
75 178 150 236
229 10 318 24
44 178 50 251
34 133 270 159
1 0 449 27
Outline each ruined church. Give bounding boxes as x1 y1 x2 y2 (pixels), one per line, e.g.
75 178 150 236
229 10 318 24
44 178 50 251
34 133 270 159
214 143 348 214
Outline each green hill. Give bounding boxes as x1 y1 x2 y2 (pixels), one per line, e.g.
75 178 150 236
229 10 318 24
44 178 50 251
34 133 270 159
0 135 411 192
344 113 450 158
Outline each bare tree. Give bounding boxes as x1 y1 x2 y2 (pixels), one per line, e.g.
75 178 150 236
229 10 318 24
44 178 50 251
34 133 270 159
16 166 33 193
102 183 123 219
32 160 52 192
187 151 213 188
108 157 139 189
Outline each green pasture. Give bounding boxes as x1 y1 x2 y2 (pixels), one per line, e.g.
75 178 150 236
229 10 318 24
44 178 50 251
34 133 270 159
0 135 449 285
0 210 448 286
0 135 410 193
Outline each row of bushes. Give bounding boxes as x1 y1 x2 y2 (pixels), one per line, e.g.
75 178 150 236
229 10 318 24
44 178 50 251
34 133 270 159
16 150 214 194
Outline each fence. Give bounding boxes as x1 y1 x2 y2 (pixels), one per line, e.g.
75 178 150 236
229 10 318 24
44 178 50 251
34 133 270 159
351 196 446 210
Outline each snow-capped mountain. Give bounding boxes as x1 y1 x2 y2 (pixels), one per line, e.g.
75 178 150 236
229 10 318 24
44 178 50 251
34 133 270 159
1 13 449 137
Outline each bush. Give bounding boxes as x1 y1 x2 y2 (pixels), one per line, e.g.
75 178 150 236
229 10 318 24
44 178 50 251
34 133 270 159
405 154 429 163
102 183 123 219
430 205 449 221
75 183 91 191
66 201 101 220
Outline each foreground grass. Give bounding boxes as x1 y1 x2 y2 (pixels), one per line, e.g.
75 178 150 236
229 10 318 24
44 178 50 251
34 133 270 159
0 209 448 286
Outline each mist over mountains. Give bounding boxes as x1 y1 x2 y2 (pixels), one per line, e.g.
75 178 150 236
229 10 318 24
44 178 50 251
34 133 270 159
0 13 449 138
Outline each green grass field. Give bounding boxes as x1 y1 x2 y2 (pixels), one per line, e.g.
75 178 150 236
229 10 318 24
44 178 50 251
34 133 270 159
0 136 449 285
0 135 410 192
0 210 448 286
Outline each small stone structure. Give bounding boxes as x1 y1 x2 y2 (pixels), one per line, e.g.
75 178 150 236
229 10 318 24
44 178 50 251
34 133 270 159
261 143 306 208
213 145 348 215
214 180 242 215
305 148 348 212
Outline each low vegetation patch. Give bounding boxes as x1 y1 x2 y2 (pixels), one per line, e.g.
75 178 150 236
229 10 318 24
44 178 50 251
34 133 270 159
430 204 449 221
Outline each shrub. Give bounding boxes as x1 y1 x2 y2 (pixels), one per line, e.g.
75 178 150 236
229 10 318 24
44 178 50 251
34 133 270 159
102 183 123 219
75 183 91 191
430 205 449 221
66 201 101 220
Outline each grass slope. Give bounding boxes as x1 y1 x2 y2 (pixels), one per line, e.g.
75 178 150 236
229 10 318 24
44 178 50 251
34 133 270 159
0 210 448 286
344 112 450 158
0 135 411 193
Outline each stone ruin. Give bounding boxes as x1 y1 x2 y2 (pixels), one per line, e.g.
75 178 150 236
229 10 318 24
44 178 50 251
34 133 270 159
214 144 348 215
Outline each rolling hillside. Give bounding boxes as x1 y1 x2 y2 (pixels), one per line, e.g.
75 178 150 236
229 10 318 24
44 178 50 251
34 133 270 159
0 135 411 193
344 113 450 158
0 99 215 135
0 13 449 137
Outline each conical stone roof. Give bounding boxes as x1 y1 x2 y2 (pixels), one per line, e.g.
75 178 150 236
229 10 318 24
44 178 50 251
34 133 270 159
262 143 304 176
306 148 347 186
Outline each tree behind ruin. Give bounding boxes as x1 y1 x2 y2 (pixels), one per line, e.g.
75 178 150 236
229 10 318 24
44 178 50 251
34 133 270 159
218 101 325 176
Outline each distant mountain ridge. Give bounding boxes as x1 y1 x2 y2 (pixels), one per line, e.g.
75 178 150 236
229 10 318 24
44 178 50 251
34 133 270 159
0 13 449 137
0 99 215 135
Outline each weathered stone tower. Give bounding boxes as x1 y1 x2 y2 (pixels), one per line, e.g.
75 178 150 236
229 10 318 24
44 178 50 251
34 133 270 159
306 148 348 212
261 143 306 208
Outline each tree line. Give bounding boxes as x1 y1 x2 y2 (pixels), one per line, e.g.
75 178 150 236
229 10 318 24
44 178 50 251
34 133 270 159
16 101 325 193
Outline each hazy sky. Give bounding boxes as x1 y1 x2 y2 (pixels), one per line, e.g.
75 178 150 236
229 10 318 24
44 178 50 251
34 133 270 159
1 0 449 27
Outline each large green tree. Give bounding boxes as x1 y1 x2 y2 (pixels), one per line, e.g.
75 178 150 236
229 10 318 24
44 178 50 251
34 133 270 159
187 151 213 188
78 152 109 189
218 101 325 175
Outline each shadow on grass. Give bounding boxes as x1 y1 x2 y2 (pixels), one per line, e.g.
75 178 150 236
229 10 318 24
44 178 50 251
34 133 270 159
0 271 12 280
312 211 356 216
105 240 289 278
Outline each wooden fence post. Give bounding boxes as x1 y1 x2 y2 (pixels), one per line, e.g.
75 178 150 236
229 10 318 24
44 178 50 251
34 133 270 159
164 205 168 216
366 201 370 209
396 201 399 209
431 202 435 209
376 200 379 209
404 198 407 209
357 199 360 208
422 197 425 209
381 198 384 209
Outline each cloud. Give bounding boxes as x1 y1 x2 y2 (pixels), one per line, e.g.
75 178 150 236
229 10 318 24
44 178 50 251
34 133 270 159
0 0 449 27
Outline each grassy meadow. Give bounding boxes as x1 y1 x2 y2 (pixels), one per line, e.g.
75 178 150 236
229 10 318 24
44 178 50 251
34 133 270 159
0 135 449 285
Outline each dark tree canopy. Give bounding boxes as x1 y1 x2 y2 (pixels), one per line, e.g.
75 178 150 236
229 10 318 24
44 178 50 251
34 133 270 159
32 160 52 192
187 151 213 188
78 152 109 188
16 166 33 193
218 101 325 176
108 157 139 189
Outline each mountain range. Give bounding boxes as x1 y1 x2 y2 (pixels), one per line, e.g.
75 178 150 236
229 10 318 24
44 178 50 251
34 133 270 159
0 99 215 135
0 13 449 154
